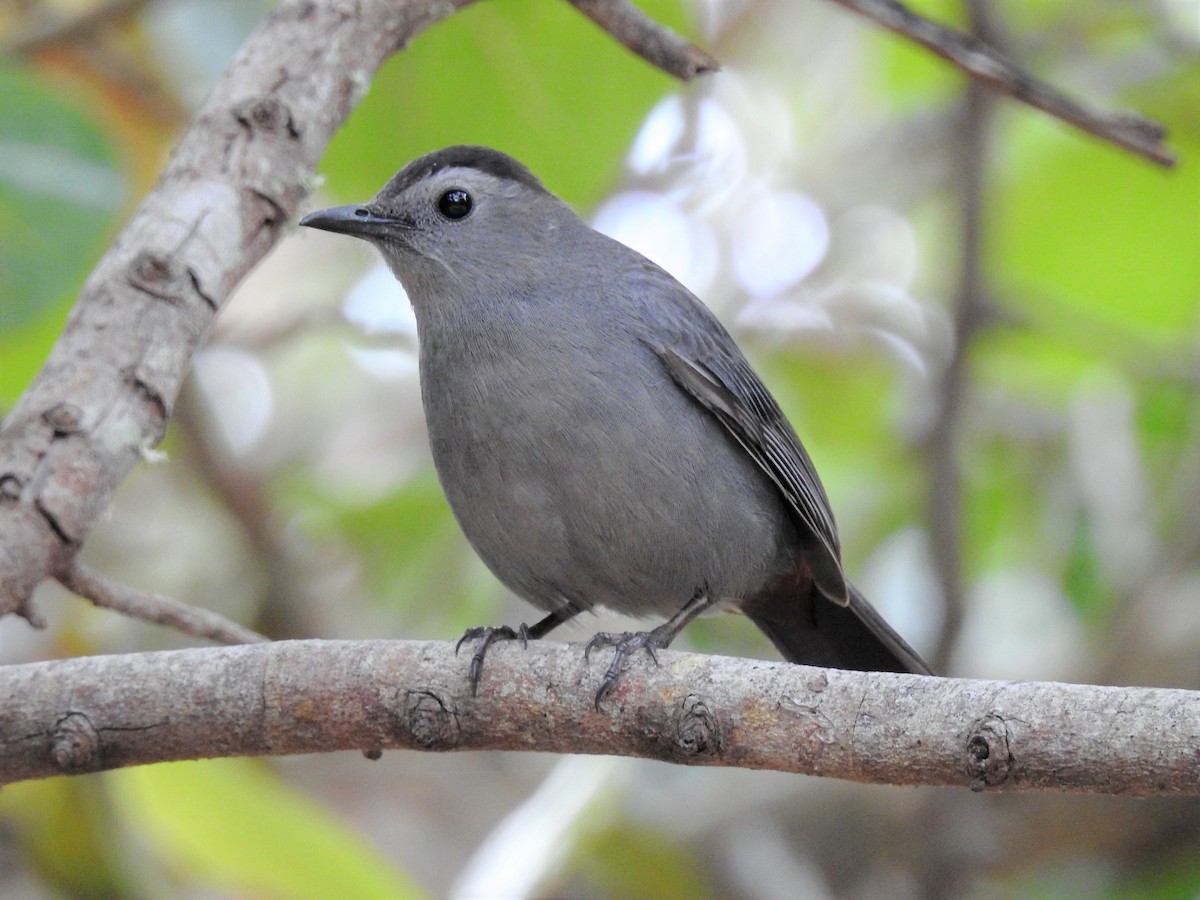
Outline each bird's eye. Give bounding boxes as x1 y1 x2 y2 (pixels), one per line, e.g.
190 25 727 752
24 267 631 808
438 189 472 220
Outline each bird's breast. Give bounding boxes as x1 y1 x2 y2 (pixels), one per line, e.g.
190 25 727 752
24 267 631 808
416 308 798 618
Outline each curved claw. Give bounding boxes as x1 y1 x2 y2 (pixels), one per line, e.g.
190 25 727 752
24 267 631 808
585 629 668 710
455 624 531 694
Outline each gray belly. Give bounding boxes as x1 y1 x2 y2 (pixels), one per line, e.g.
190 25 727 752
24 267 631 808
421 338 797 620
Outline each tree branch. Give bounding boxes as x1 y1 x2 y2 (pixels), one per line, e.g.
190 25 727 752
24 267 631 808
925 0 998 672
2 639 1197 794
0 0 711 632
0 0 475 625
58 560 266 645
826 0 1175 166
565 0 719 79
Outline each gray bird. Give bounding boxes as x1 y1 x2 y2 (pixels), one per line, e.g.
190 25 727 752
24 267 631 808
300 145 932 702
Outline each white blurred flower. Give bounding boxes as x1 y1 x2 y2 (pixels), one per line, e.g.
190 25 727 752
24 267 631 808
592 191 719 296
823 205 918 288
343 262 416 336
736 298 835 335
341 262 418 379
728 185 829 298
612 62 952 382
628 95 687 176
191 345 273 457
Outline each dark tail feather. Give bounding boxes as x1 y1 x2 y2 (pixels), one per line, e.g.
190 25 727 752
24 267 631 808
749 583 933 676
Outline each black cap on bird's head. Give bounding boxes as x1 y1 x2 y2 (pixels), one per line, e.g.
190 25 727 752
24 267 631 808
298 145 548 241
299 145 577 296
376 145 546 200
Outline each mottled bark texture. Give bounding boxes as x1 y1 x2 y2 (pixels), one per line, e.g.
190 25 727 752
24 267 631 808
2 640 1197 794
0 0 480 623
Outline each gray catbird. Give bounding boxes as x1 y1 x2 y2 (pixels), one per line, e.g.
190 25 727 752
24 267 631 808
301 145 932 701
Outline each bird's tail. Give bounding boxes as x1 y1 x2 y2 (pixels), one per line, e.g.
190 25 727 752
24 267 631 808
749 583 933 676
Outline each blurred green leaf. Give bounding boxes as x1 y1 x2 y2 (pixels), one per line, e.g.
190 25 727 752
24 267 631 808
757 348 923 561
991 114 1200 343
286 466 504 633
1129 60 1200 147
0 298 71 407
759 349 896 454
107 759 422 899
1114 851 1200 900
1138 378 1197 496
331 469 464 607
0 61 126 333
575 824 718 900
866 0 964 110
333 469 455 566
322 0 691 208
0 777 130 897
974 326 1109 406
0 60 128 408
1063 510 1108 619
1011 849 1200 900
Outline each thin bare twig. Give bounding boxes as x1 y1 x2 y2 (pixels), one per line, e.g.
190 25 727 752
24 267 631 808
828 0 1174 167
566 0 719 79
172 383 322 639
926 0 998 673
58 560 266 645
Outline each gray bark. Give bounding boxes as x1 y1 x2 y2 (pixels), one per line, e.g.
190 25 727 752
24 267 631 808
3 639 1197 795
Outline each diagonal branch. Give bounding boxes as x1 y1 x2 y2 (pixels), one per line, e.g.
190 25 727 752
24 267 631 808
925 0 998 672
0 0 474 625
59 560 266 645
827 0 1174 166
566 0 719 79
0 0 711 633
3 639 1198 794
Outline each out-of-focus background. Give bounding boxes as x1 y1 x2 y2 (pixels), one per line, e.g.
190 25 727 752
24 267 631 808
2 0 1199 896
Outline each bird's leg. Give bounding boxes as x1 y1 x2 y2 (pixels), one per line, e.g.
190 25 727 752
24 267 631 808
456 608 574 694
585 585 715 709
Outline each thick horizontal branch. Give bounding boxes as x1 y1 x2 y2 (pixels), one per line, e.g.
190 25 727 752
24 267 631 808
2 639 1197 794
828 0 1174 166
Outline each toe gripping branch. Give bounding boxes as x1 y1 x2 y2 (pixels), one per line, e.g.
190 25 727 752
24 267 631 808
455 586 715 709
584 625 674 709
586 585 715 709
454 607 574 694
456 624 531 694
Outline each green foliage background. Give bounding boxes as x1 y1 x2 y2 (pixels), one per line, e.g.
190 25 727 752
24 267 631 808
1 0 1198 897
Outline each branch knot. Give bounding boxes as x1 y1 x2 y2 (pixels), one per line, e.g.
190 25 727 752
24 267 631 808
0 473 25 504
965 712 1013 790
127 251 182 302
51 712 102 773
404 690 460 749
42 403 85 436
675 694 721 758
235 97 301 139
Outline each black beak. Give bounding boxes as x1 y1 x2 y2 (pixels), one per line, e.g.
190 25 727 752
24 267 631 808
299 204 401 240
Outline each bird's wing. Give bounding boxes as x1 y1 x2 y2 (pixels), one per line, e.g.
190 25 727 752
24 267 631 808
651 340 850 607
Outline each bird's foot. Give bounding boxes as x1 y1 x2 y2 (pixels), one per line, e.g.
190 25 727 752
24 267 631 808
584 624 674 710
455 624 531 694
